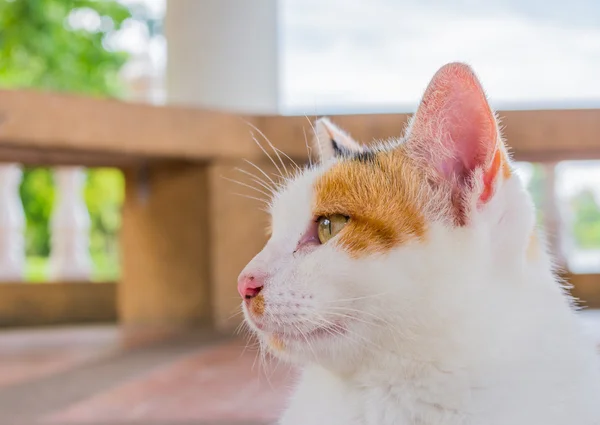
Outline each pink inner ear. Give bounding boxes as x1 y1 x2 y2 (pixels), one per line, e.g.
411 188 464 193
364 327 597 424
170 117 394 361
411 63 498 184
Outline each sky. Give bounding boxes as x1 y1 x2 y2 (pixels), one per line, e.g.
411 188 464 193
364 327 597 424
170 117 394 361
279 0 600 113
117 0 600 113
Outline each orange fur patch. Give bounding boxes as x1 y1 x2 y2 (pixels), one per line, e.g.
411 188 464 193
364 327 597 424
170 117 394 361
270 336 285 352
502 154 512 180
313 149 426 256
250 294 265 316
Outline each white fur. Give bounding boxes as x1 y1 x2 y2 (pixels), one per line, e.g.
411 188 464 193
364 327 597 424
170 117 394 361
239 72 600 425
244 165 600 425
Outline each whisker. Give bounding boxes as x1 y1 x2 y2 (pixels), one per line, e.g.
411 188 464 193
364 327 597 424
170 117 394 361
309 316 366 347
273 146 301 173
233 322 245 336
223 176 273 198
251 341 262 372
246 121 290 178
327 306 395 328
245 174 276 196
302 127 313 167
305 115 322 159
243 158 279 188
235 167 277 193
327 311 393 329
228 310 246 322
308 313 383 350
229 310 245 321
248 129 285 177
292 322 318 361
232 192 270 206
322 292 391 303
259 348 275 390
325 311 384 328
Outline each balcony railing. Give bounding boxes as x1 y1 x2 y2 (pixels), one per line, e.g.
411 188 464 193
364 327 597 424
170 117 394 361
0 89 599 332
0 164 93 282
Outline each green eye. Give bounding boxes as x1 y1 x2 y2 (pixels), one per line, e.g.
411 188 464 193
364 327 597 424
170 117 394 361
317 214 349 244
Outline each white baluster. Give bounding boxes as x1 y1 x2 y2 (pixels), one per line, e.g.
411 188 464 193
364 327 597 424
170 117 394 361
50 167 92 281
541 162 568 270
0 164 26 281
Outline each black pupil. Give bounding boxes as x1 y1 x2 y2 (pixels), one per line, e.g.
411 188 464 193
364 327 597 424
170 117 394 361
326 219 332 234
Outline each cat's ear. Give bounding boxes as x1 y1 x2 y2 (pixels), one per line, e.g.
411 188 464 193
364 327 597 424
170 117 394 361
406 62 509 205
314 117 363 161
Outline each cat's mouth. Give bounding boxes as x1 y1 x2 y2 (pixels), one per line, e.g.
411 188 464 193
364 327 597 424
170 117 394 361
244 306 355 344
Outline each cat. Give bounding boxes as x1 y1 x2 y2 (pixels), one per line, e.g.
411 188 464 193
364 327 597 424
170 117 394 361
237 62 600 425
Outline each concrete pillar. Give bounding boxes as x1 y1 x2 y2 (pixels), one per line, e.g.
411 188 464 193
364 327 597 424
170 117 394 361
119 164 211 336
121 1 281 336
165 0 279 113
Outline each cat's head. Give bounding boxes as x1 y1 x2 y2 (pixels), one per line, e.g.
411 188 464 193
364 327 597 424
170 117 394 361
238 63 536 369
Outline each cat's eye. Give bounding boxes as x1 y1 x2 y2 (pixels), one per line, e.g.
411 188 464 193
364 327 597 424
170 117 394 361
317 214 349 244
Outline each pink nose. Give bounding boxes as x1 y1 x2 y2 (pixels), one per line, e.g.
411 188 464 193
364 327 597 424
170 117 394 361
237 272 265 299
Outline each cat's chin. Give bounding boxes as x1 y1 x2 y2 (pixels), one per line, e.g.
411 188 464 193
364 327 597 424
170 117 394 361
273 321 348 343
243 308 361 361
244 308 351 344
255 320 351 358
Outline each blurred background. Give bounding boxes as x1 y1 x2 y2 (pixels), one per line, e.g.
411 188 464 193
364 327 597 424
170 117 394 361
0 1 598 424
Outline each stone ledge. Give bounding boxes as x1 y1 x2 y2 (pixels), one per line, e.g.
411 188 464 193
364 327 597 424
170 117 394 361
0 282 117 327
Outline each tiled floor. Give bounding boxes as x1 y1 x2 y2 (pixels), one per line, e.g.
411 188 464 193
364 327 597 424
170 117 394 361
0 326 119 389
1 312 600 425
0 326 291 425
44 339 293 424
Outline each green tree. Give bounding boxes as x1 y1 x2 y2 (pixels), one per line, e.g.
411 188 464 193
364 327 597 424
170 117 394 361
0 0 131 96
571 189 600 249
18 167 54 257
0 0 149 280
85 168 124 280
